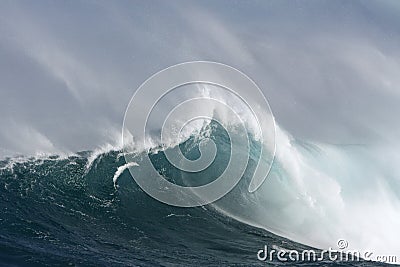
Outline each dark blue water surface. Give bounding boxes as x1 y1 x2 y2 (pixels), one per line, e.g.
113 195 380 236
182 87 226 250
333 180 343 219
0 131 392 266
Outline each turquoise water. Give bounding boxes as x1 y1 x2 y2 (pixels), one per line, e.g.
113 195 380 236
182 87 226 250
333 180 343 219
0 124 392 266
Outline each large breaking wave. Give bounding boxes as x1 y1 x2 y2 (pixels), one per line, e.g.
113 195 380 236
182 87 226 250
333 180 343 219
1 116 399 265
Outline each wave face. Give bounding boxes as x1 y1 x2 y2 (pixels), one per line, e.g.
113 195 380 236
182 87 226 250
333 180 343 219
0 145 291 266
0 122 397 266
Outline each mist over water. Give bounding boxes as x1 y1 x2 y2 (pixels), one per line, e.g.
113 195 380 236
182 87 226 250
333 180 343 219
0 1 399 265
1 119 398 265
1 1 400 156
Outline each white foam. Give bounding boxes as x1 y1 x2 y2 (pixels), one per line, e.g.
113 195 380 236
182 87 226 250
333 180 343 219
212 124 400 264
112 162 139 189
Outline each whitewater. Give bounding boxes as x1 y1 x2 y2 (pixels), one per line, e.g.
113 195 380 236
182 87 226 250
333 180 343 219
118 117 400 262
1 121 399 265
1 81 399 265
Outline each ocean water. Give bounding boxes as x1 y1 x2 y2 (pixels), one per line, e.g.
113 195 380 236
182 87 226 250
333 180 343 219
0 122 396 266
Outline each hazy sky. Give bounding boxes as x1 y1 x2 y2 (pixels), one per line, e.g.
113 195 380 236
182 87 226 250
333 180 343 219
1 0 400 156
